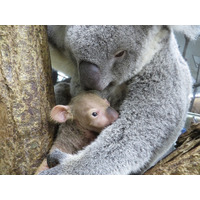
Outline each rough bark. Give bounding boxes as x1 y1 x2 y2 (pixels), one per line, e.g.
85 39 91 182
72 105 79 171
145 122 200 175
0 25 55 174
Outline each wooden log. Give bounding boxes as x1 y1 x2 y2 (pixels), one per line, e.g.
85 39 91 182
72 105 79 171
0 25 55 174
145 122 200 175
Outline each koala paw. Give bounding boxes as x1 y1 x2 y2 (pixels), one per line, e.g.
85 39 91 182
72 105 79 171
47 149 67 168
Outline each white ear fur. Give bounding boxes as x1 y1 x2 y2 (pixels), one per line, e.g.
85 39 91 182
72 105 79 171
50 105 72 123
168 25 200 40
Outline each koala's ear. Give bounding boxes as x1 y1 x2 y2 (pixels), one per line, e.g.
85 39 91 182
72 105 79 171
50 105 73 123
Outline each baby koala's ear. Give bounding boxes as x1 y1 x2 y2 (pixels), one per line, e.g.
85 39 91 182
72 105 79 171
50 105 73 123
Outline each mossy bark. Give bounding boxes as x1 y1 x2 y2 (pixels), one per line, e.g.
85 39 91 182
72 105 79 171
145 123 200 175
0 25 55 174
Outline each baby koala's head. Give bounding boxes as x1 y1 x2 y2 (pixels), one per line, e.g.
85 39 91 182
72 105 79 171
50 92 119 133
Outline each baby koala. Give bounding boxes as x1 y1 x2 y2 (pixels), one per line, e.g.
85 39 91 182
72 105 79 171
51 92 119 153
36 92 118 173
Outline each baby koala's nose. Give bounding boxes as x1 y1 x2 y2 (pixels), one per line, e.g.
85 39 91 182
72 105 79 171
106 107 119 123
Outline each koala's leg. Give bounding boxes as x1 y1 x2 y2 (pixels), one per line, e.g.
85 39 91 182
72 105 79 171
47 149 68 168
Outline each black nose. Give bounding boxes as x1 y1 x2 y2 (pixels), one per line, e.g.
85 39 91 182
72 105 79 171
79 61 102 91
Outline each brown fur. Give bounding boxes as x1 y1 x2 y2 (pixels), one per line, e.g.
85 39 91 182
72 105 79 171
35 92 118 174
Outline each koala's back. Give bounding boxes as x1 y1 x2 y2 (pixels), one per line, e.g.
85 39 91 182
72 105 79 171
52 122 98 154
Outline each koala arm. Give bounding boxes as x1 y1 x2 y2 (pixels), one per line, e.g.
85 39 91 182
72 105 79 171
40 54 191 175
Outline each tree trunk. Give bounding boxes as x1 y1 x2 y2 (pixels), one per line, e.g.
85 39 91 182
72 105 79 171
145 122 200 175
0 25 55 174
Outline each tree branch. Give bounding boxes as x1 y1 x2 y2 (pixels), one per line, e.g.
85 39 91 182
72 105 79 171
145 123 200 175
0 25 55 174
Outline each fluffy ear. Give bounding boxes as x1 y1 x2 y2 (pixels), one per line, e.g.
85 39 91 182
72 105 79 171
168 25 200 40
50 105 73 123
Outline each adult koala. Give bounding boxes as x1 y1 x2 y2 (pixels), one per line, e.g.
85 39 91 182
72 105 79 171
41 25 200 175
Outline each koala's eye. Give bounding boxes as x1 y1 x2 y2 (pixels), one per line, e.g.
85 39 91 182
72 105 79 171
115 50 125 58
92 112 98 117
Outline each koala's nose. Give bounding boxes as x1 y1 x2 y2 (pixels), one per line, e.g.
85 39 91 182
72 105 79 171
79 61 102 91
106 107 119 123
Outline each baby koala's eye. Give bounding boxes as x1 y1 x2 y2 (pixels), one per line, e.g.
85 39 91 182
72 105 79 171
91 112 98 117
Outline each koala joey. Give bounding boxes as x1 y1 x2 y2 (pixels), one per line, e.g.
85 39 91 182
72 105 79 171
36 92 118 173
39 25 200 175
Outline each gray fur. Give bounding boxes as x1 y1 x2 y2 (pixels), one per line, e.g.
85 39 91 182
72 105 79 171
40 25 199 175
169 25 200 40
